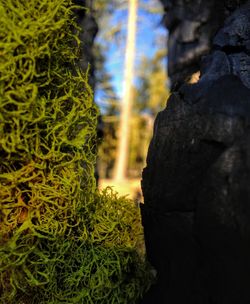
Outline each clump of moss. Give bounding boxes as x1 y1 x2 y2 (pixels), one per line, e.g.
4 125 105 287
0 0 151 303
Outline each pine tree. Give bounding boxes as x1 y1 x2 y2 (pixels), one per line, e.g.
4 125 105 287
114 0 138 181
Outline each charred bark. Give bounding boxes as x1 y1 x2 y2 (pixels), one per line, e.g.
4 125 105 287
159 0 248 88
141 2 250 303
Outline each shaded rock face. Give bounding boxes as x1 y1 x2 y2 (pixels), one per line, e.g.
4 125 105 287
141 2 250 304
159 0 248 87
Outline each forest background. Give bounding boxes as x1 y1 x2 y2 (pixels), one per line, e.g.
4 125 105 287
92 0 169 198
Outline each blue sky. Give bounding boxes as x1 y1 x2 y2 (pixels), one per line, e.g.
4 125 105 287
95 0 167 109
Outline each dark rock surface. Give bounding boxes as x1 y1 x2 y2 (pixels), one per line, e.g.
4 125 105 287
141 2 250 303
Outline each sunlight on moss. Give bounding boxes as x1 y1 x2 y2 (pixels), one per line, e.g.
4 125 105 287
0 0 152 303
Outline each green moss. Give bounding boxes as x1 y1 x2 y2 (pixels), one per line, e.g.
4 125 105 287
0 1 151 303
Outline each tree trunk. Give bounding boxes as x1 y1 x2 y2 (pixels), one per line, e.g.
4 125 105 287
74 0 98 90
114 0 138 181
141 1 250 303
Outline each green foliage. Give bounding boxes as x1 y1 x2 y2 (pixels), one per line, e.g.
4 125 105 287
94 42 119 178
98 50 169 179
126 52 169 176
0 0 151 303
98 120 118 179
128 115 151 177
94 43 119 111
136 50 169 116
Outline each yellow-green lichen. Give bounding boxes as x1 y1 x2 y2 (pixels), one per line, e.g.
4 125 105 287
0 1 151 303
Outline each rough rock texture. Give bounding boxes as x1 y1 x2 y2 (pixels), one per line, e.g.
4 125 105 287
141 2 250 303
159 0 248 87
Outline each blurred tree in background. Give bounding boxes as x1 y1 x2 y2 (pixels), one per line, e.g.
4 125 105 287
92 0 168 183
92 0 123 180
113 0 138 181
136 49 169 116
129 49 169 177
